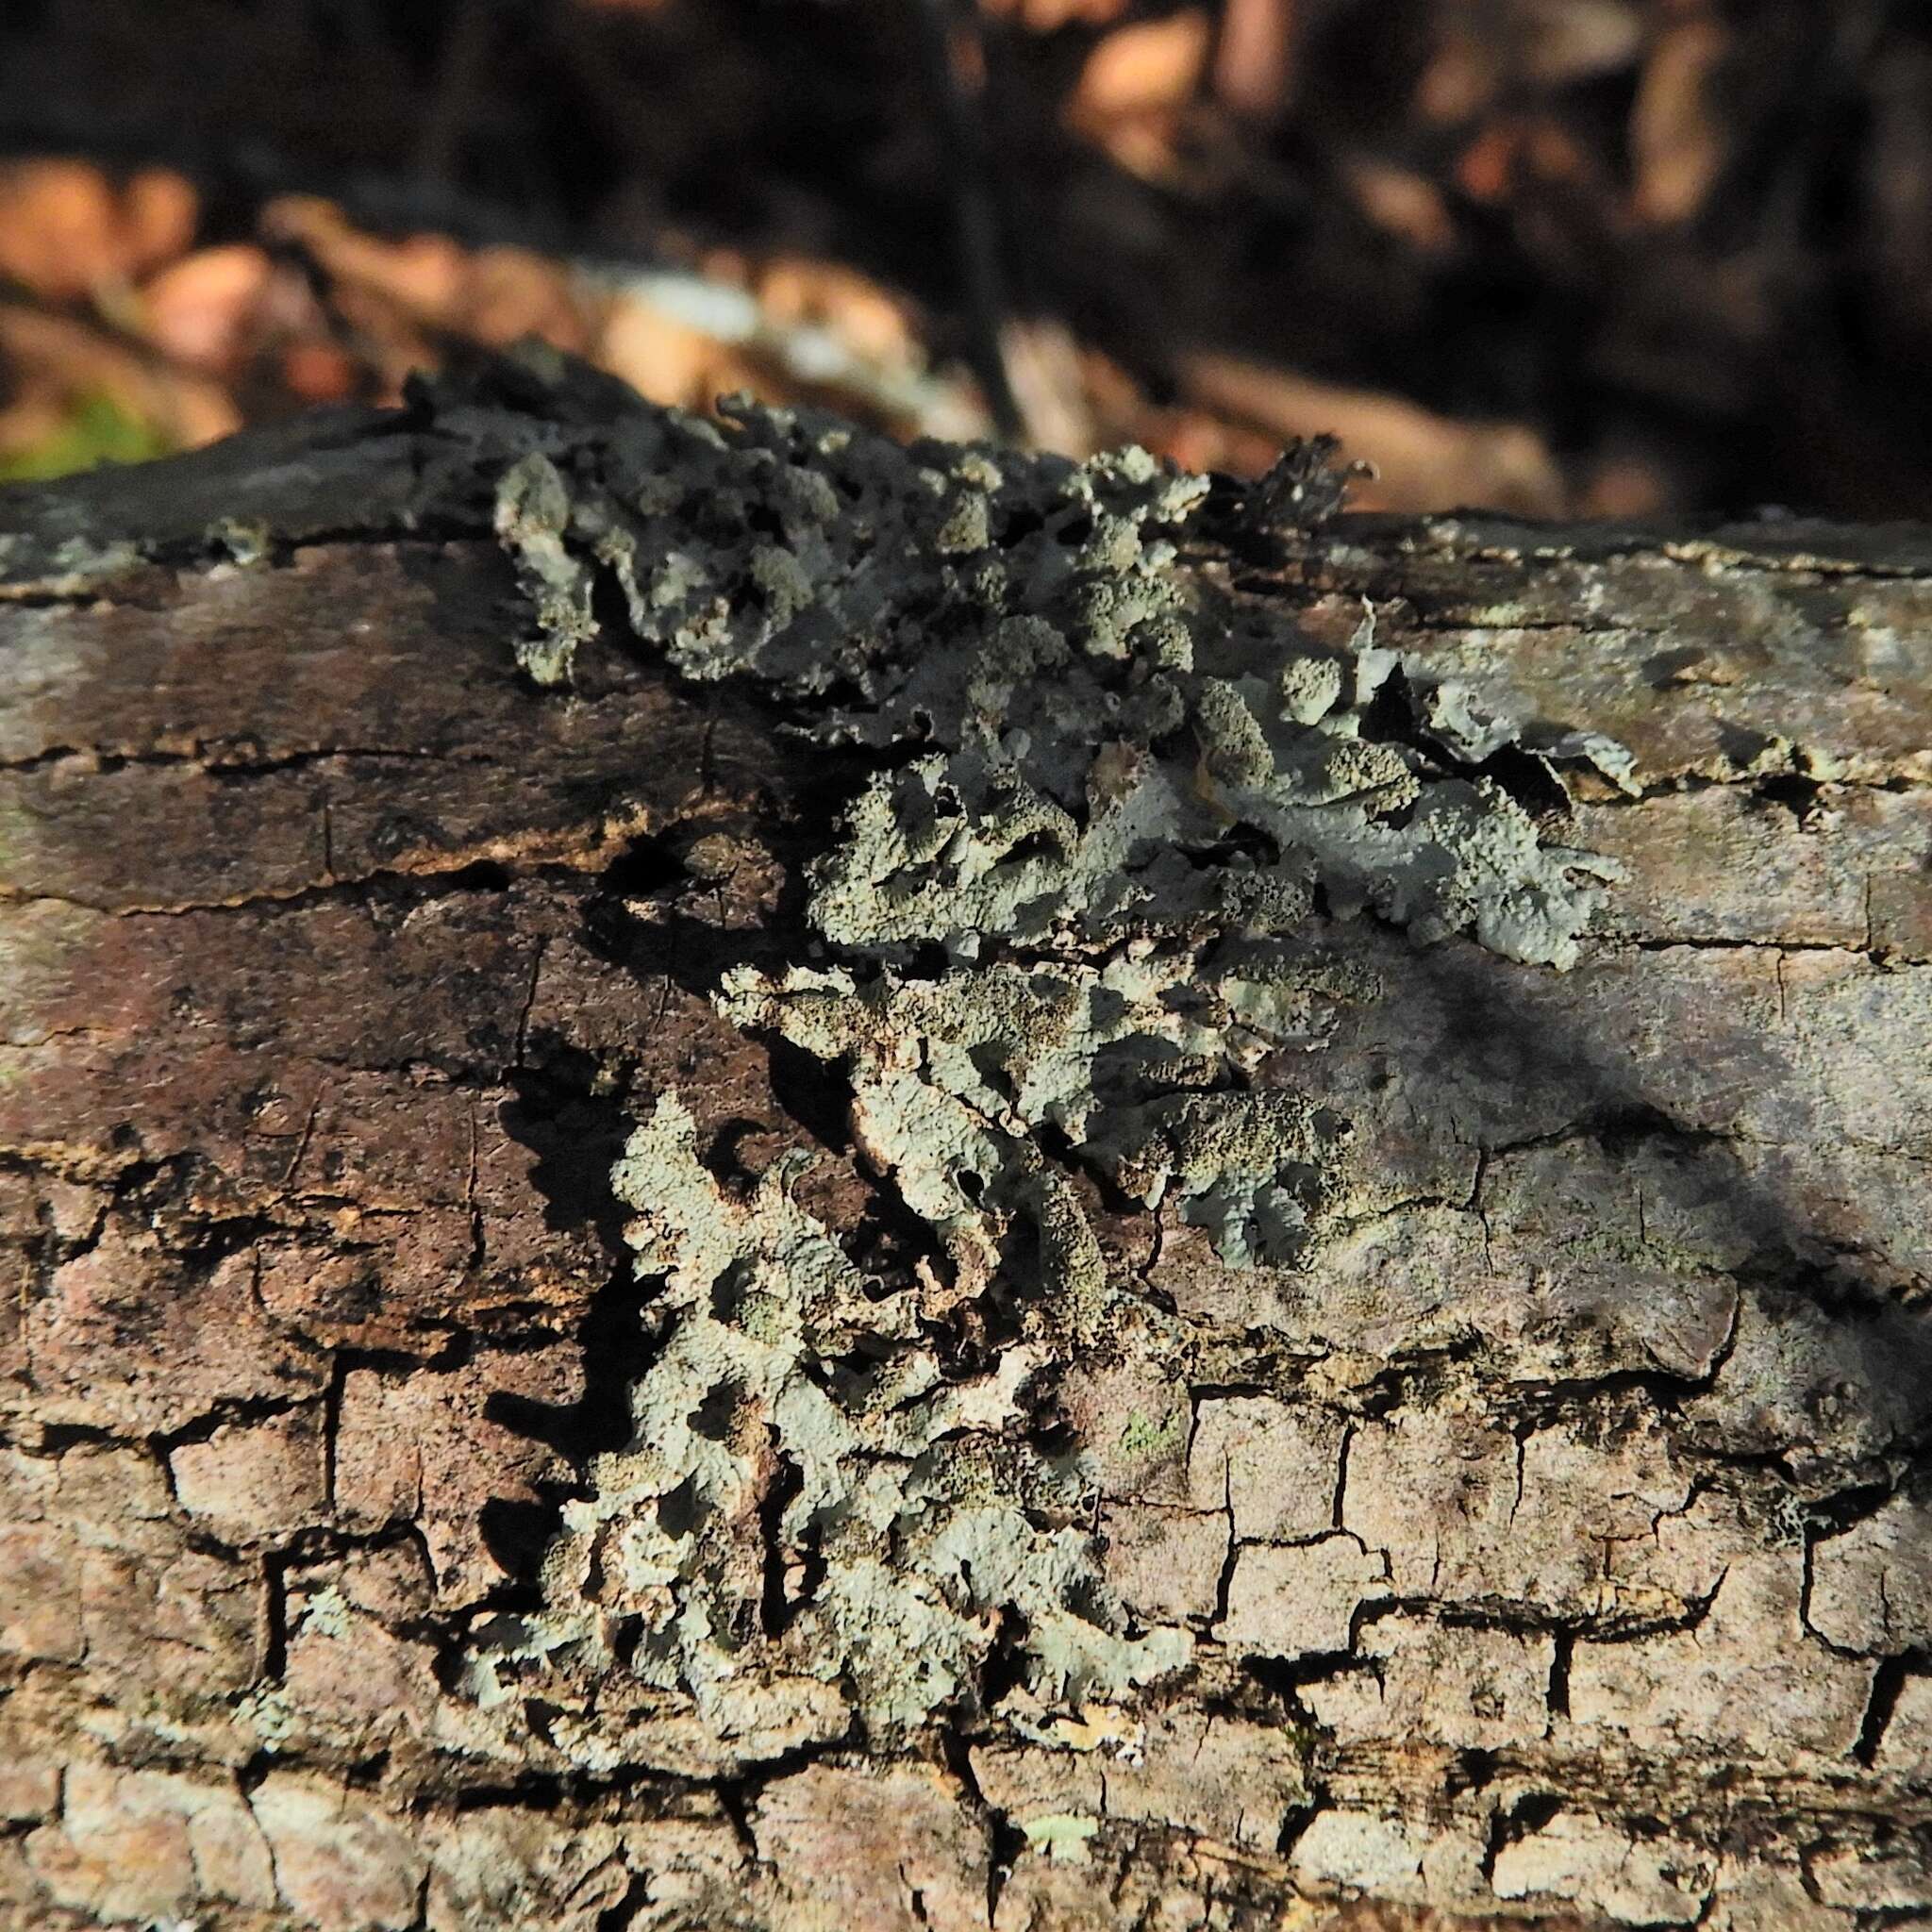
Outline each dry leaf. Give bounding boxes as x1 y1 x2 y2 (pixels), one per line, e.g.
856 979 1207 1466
262 198 466 322
463 247 596 350
0 160 197 304
980 0 1127 31
1416 27 1496 126
0 304 237 458
1456 122 1524 203
1515 0 1644 87
595 291 741 408
280 341 359 405
121 170 201 278
140 245 274 373
1213 0 1299 120
755 257 920 372
1179 350 1569 517
1631 16 1730 225
1070 9 1209 123
998 315 1098 456
1342 158 1455 254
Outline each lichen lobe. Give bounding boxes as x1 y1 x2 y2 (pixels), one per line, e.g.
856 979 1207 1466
495 392 1615 969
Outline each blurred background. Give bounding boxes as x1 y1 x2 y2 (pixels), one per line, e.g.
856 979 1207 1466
0 0 1926 519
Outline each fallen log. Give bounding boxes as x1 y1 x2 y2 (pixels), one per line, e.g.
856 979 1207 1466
2 354 1928 1930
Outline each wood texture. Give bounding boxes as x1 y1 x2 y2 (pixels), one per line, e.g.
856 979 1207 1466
1 376 1929 1931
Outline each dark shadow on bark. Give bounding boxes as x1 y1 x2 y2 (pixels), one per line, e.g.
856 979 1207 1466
1364 930 1932 1471
485 1038 655 1585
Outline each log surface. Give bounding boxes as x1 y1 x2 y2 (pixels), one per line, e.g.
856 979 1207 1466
1 371 1930 1931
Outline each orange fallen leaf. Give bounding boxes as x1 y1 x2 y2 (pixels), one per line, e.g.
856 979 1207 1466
1457 122 1523 203
1213 0 1299 121
0 160 197 304
980 0 1127 30
0 304 237 464
1070 8 1209 123
121 170 200 278
755 257 921 373
281 340 360 405
1517 0 1645 87
1178 350 1569 518
1342 158 1456 254
261 198 467 323
999 316 1099 456
141 245 275 373
1631 16 1730 225
463 246 596 350
594 291 739 409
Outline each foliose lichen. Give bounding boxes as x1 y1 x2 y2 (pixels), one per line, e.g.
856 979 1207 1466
472 380 1624 1767
465 1092 1188 1758
493 393 1614 966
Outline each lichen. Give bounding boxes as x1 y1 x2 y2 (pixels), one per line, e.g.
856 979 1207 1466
491 390 1615 967
495 449 598 688
1117 1411 1184 1463
471 376 1625 1771
716 945 1363 1292
465 1093 1187 1755
1022 1813 1101 1864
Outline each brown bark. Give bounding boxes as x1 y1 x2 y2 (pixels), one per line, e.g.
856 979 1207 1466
1 371 1929 1931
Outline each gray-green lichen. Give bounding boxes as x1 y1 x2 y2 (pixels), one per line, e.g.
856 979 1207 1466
471 380 1624 1767
465 1093 1186 1760
717 947 1363 1292
493 391 1615 967
495 450 598 688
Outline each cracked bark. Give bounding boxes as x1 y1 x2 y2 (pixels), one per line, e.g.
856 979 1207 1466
1 377 1930 1932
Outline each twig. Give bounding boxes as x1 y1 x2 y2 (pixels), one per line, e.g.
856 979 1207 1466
913 0 1024 441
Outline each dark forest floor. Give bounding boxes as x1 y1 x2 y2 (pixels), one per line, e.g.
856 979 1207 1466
3 0 1929 520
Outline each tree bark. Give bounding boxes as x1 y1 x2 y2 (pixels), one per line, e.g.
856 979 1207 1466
1 362 1929 1932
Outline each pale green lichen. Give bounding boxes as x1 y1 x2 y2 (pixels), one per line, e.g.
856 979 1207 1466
1022 1813 1102 1864
211 514 273 566
234 1684 295 1753
717 944 1363 1295
1117 1409 1186 1461
473 379 1625 1770
295 1584 353 1641
496 449 598 687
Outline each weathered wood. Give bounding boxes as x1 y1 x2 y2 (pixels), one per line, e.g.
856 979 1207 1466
1 363 1929 1931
